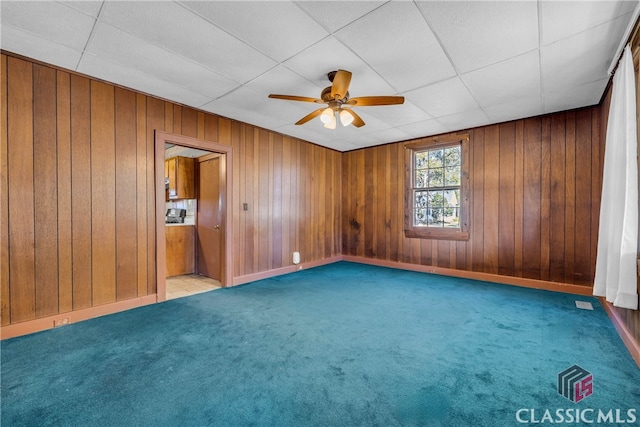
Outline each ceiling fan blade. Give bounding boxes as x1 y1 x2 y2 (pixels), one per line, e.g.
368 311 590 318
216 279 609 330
269 94 323 103
330 69 352 99
348 109 365 128
295 108 325 125
346 96 405 106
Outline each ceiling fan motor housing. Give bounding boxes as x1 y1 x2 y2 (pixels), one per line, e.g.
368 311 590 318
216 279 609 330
321 86 349 104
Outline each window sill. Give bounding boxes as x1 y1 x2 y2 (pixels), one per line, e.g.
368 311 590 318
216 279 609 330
404 229 470 241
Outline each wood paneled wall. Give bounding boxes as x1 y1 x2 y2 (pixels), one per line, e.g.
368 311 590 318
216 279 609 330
342 109 604 286
0 54 341 326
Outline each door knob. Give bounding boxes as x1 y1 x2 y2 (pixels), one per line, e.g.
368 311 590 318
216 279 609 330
214 224 221 229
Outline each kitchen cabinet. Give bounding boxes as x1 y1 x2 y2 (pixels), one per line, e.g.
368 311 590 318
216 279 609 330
165 156 195 200
166 225 195 277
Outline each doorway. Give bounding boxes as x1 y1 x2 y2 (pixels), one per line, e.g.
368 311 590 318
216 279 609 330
155 131 234 302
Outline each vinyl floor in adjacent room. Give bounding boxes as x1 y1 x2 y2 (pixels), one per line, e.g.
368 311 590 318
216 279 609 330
166 274 221 300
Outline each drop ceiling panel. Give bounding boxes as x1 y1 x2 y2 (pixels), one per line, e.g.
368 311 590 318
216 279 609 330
418 1 539 74
180 1 329 62
86 23 239 100
540 0 638 45
282 126 362 153
0 1 635 152
58 0 104 18
405 77 480 118
484 97 546 125
541 14 629 93
100 0 276 83
359 101 432 128
78 54 212 108
282 36 392 96
461 50 541 108
335 1 456 92
207 86 311 126
294 1 387 33
437 108 491 131
1 1 96 51
397 119 449 138
543 78 608 114
1 25 82 71
246 65 322 98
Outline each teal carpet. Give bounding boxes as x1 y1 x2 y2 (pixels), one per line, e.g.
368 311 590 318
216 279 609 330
2 262 639 426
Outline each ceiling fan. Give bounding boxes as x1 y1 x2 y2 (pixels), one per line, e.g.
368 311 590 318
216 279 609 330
268 69 404 129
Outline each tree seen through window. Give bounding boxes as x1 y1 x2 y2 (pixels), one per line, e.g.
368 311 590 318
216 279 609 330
413 145 461 228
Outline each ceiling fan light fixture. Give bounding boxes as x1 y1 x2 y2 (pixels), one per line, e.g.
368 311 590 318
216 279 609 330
339 109 354 126
268 69 404 129
323 112 337 129
320 107 334 124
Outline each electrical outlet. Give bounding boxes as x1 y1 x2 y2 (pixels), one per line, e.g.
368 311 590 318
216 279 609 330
53 318 69 327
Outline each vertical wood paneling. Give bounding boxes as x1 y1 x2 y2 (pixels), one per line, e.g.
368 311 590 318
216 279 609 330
471 128 485 271
324 149 333 259
90 81 116 306
281 137 291 267
522 118 542 279
549 114 566 282
540 117 551 281
218 118 231 145
56 71 73 314
272 134 283 268
172 105 181 135
590 109 602 277
574 109 593 285
1 55 10 325
389 145 400 261
146 98 164 294
115 88 138 300
514 121 525 277
364 149 374 257
267 134 275 269
33 64 59 318
483 125 500 274
7 57 35 323
564 111 577 283
376 146 388 259
498 122 516 277
235 125 246 276
342 108 603 287
291 138 299 261
258 130 270 271
181 107 197 138
244 127 255 274
136 94 148 297
3 54 343 328
70 74 92 310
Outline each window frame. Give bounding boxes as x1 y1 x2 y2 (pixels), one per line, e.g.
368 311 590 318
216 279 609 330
404 133 470 241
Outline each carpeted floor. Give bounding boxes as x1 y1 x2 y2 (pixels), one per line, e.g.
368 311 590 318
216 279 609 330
2 262 639 426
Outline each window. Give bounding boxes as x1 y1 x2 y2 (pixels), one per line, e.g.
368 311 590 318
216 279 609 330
404 134 470 240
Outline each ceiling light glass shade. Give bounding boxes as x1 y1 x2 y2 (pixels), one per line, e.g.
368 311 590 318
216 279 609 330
323 112 337 129
320 107 334 124
339 109 354 126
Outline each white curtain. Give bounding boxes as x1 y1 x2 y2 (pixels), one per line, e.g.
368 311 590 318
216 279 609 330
593 44 639 310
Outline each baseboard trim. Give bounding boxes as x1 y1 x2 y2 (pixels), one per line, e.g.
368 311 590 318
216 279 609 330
600 299 640 368
0 294 158 340
232 255 344 286
342 256 594 296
